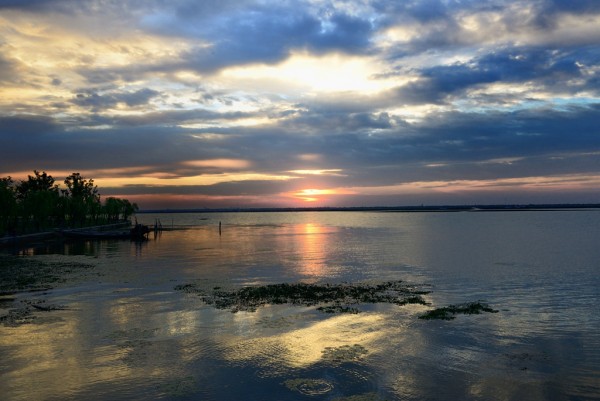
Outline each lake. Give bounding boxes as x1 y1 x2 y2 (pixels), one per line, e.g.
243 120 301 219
1 210 599 400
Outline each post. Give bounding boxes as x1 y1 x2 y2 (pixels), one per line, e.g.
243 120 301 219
219 221 222 236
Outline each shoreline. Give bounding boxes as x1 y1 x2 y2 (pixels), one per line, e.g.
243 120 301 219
0 221 132 246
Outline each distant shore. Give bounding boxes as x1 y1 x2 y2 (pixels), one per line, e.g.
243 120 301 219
137 203 600 214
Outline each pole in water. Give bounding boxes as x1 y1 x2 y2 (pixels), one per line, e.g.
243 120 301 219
219 221 222 236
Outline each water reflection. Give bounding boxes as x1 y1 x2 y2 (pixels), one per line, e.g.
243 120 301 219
1 211 599 400
222 312 386 369
296 223 328 277
8 237 161 260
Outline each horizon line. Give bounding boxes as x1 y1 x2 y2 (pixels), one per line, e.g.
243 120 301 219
136 203 600 213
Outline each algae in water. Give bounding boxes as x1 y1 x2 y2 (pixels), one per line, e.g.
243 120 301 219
175 280 430 313
418 302 498 320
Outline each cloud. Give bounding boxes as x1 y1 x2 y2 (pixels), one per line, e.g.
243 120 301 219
102 179 291 197
2 0 600 207
147 4 376 73
531 0 600 28
0 52 20 83
0 0 61 9
392 44 600 105
0 114 59 137
72 88 161 111
290 110 395 133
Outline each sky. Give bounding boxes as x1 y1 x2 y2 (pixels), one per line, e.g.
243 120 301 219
1 0 600 209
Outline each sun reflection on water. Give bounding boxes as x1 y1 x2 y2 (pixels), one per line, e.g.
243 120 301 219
295 223 329 278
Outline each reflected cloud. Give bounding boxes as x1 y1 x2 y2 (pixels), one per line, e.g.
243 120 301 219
0 311 141 401
222 313 387 369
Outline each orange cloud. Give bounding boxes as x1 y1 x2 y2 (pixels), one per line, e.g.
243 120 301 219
182 159 251 169
288 169 345 176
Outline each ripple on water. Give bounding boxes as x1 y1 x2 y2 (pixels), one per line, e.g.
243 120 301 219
155 376 198 398
284 378 334 395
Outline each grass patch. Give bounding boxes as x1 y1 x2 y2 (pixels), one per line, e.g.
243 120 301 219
175 280 430 313
418 302 498 320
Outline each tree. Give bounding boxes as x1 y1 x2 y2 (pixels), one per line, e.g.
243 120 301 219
63 173 101 226
0 177 18 235
120 198 138 221
103 197 122 222
15 170 57 200
15 170 60 231
103 197 139 222
1 171 138 234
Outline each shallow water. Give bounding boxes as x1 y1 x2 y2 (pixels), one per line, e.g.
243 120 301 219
1 211 599 400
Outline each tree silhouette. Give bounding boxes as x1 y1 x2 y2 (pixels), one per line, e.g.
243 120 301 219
0 177 17 235
16 170 60 231
104 197 139 222
15 170 57 200
0 171 138 236
63 173 100 226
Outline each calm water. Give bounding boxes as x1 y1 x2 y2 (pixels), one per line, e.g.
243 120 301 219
1 211 599 400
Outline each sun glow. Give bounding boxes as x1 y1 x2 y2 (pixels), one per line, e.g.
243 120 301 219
222 52 400 95
290 188 354 203
298 189 330 198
